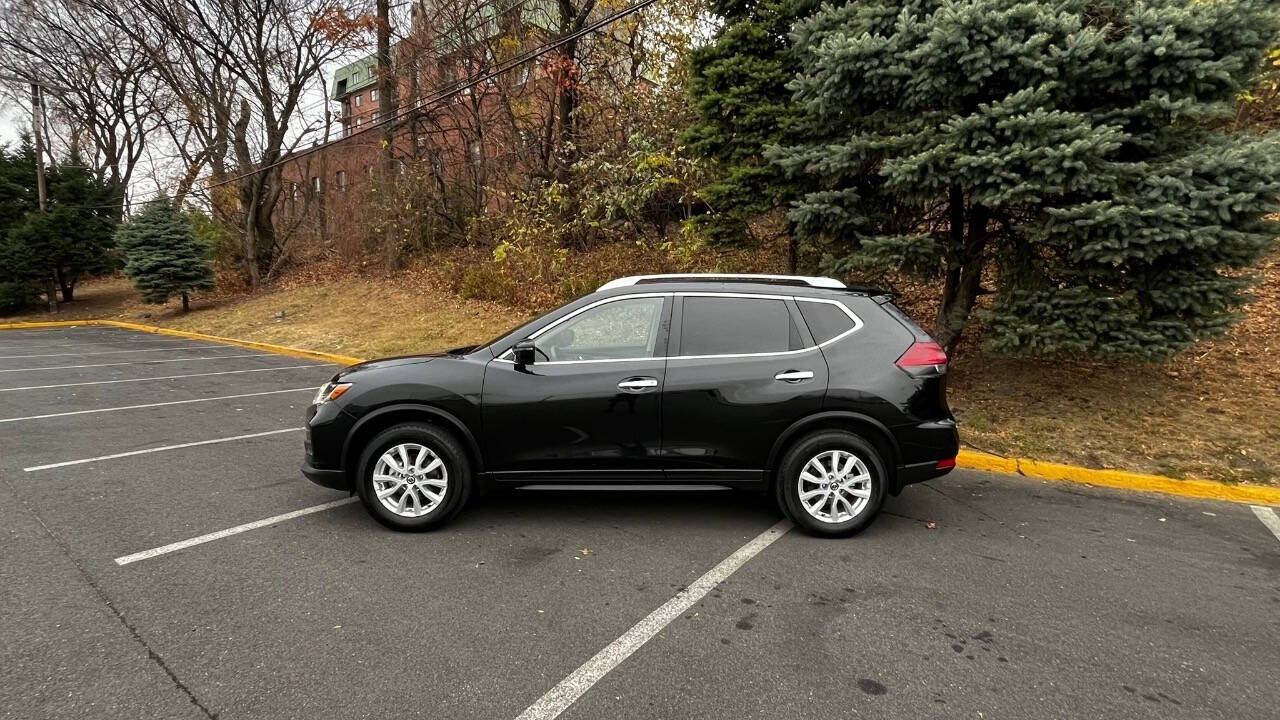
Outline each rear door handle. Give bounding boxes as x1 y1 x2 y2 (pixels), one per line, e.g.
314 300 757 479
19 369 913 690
774 370 814 383
618 377 659 392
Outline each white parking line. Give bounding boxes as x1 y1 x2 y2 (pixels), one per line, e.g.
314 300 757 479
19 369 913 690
0 353 269 373
113 498 359 565
0 388 315 424
1 364 326 392
0 345 212 359
514 519 792 720
1251 506 1280 544
23 427 303 472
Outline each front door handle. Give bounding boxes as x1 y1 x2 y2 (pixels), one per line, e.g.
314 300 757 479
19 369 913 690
774 370 814 383
618 377 659 392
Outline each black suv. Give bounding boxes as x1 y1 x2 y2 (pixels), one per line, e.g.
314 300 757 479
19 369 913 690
302 274 958 537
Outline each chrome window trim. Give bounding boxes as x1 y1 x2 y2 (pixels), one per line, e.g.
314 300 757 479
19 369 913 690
494 291 863 365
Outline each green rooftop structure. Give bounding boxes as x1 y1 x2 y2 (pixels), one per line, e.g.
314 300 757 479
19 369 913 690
331 55 379 100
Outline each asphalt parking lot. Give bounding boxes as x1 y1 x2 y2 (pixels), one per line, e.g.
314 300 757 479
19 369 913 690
2 326 1278 720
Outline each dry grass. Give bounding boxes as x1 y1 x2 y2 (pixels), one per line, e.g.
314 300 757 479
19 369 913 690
6 251 1278 485
947 253 1280 485
4 270 532 360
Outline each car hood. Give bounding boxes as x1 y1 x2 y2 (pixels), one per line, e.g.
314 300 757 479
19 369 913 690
333 354 437 380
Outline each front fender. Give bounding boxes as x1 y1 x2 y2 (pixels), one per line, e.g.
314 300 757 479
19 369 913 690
341 402 484 474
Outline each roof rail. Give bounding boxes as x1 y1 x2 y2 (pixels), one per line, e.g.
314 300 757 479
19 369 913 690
597 274 847 291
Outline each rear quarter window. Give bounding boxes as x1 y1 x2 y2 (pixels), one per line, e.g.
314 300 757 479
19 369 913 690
797 300 857 344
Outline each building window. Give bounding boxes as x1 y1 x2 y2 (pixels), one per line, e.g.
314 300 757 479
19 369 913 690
395 159 405 175
355 116 363 128
371 89 379 101
469 141 481 160
311 176 322 193
365 165 374 179
354 93 363 107
515 63 531 85
336 170 347 192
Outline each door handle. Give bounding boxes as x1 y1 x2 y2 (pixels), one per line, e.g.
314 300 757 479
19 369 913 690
617 377 659 392
774 370 814 383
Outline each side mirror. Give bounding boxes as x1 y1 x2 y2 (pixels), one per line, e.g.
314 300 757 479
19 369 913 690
512 339 536 366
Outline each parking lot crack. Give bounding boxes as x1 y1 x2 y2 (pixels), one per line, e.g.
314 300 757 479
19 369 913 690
0 475 219 720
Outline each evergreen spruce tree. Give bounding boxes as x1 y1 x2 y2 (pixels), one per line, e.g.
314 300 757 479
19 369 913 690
0 142 116 311
771 0 1280 358
683 0 817 255
116 198 215 312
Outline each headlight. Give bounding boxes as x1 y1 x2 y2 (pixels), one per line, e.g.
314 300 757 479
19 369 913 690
313 382 352 404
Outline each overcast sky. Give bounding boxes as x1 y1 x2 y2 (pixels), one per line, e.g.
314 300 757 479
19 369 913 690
0 103 22 147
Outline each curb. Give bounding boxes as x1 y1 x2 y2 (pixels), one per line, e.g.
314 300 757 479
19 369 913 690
0 318 363 366
3 318 1276 507
100 320 364 366
0 320 99 329
958 449 1280 506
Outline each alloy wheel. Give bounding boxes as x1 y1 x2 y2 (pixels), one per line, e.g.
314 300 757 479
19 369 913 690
797 449 872 524
372 442 448 518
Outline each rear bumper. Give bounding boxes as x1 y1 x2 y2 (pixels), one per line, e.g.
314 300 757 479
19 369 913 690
892 418 959 492
897 459 955 487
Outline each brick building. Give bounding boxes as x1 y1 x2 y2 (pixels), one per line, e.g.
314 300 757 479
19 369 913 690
277 0 570 255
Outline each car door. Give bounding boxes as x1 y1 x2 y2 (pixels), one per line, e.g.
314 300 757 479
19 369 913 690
660 293 829 483
482 294 671 482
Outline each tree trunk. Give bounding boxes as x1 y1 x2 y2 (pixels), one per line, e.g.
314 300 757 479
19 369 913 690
181 292 190 312
57 269 75 302
377 0 398 273
45 277 58 313
788 235 798 274
934 187 989 354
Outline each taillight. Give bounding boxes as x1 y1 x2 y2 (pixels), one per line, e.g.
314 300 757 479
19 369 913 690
896 341 947 376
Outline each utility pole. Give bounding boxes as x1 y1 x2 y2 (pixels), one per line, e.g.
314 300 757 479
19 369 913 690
30 82 57 314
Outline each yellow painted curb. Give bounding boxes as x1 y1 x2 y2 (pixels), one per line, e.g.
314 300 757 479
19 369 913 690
0 320 99 329
0 317 362 366
98 320 364 366
958 449 1280 506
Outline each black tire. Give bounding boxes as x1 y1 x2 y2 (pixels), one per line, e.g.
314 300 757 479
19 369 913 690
355 423 472 531
775 430 887 538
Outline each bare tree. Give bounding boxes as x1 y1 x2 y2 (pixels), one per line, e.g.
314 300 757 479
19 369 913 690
0 0 168 219
77 0 369 286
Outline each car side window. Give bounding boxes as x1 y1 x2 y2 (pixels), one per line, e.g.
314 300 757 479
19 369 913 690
534 297 665 361
679 297 801 356
797 300 857 344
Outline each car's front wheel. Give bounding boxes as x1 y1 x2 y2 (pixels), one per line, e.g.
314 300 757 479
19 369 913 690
356 423 471 531
776 430 886 537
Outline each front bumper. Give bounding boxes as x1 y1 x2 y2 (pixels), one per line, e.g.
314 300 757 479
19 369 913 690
302 458 350 491
302 401 355 491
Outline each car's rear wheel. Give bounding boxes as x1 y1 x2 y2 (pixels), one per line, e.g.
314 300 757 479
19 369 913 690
356 423 471 531
776 430 886 538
